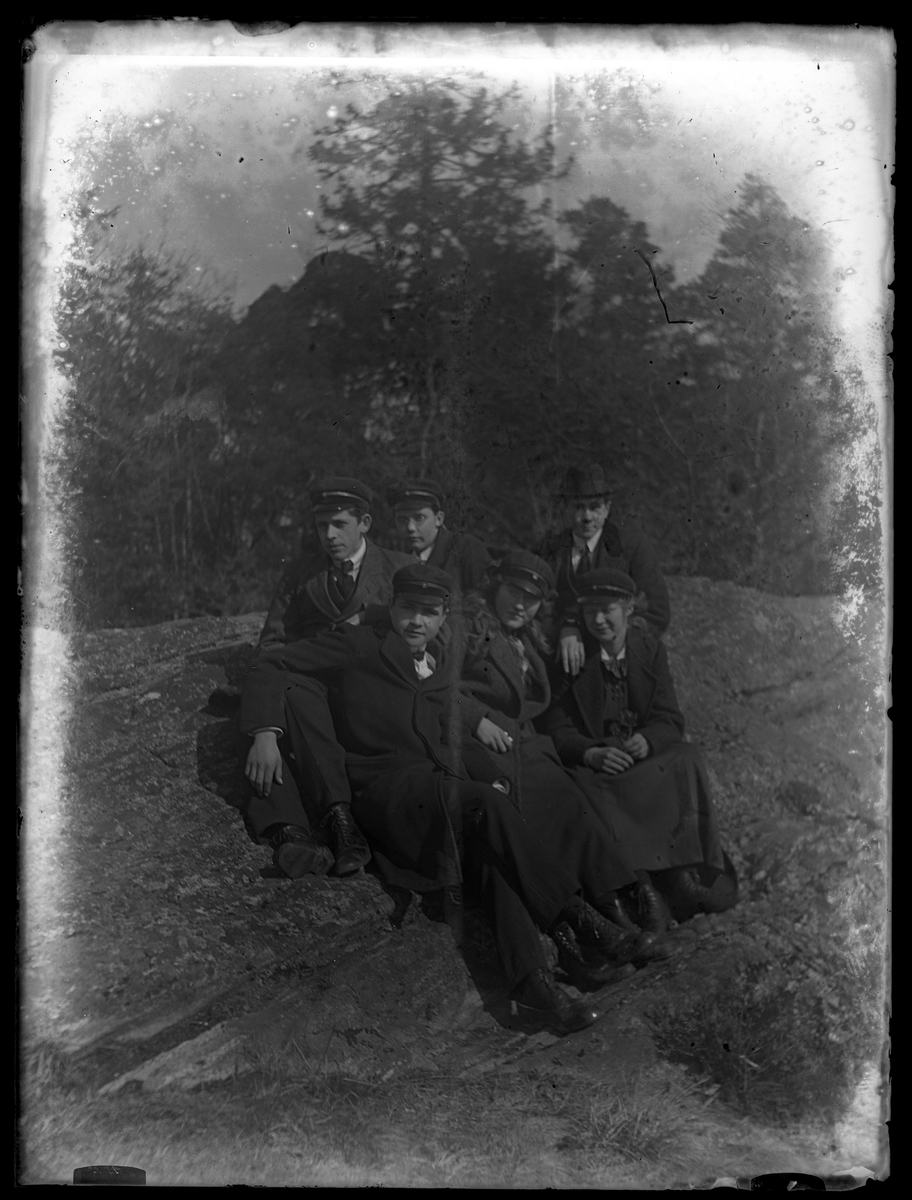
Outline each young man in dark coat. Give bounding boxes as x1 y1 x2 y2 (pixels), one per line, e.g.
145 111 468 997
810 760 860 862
242 477 413 880
240 563 660 1036
545 568 737 928
259 477 414 649
536 465 671 675
387 479 493 598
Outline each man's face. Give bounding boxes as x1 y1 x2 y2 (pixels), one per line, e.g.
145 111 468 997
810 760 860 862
315 509 371 562
582 597 632 653
569 498 611 541
494 582 543 631
395 506 444 554
390 596 448 653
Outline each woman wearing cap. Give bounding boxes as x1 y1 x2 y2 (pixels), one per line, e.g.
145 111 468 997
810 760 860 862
545 568 738 928
456 551 672 986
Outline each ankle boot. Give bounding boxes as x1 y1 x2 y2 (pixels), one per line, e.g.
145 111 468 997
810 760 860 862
558 897 669 966
323 803 371 876
597 893 641 934
551 922 637 992
268 824 335 879
511 968 601 1035
628 873 671 935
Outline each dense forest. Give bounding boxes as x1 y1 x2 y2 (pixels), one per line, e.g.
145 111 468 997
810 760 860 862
49 78 879 630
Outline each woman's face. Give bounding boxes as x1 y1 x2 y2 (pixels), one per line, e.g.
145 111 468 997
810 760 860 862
582 597 632 652
494 582 543 630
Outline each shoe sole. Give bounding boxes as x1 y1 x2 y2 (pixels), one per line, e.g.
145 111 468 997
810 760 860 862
275 842 334 879
514 1002 601 1035
332 848 371 877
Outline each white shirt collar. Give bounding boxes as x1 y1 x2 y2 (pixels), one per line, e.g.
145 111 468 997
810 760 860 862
573 530 602 555
416 543 434 563
413 650 435 679
336 537 368 579
600 643 627 667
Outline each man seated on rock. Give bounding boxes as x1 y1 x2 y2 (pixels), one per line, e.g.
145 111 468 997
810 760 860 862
258 476 414 650
240 563 665 1037
387 478 494 598
536 464 671 676
239 476 413 880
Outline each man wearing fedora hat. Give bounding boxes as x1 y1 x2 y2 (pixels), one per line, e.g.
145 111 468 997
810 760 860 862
241 563 657 1036
387 478 493 598
240 476 413 880
536 464 671 676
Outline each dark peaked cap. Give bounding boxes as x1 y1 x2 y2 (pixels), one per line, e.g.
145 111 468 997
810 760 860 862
492 549 555 598
392 563 454 604
576 568 636 601
309 477 373 514
387 479 446 510
560 464 612 501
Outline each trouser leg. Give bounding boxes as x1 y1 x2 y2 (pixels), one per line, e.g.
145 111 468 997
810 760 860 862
469 849 550 990
458 783 581 938
235 723 314 839
281 676 352 818
235 676 350 840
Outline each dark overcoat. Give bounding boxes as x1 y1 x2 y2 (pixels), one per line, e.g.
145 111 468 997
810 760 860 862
545 628 726 875
537 520 671 637
425 528 494 597
257 540 414 650
456 613 578 809
240 620 484 892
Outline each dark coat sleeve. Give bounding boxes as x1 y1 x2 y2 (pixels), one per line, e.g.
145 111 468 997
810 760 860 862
635 640 685 754
544 688 601 766
239 629 355 734
256 557 315 651
620 525 671 636
452 533 495 595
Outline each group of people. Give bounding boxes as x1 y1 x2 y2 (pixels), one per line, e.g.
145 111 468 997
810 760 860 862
237 469 737 1036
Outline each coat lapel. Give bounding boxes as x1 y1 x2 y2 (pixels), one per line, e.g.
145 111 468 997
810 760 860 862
427 527 452 569
571 654 606 739
348 541 386 613
489 634 526 711
625 632 658 718
378 627 421 689
304 564 342 621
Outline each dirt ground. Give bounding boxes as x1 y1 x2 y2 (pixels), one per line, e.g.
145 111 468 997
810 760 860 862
20 579 890 1185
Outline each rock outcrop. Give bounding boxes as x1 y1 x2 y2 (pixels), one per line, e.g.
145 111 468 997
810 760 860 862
22 580 888 1094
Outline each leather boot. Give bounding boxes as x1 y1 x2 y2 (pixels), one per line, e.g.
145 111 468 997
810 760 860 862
551 922 637 992
323 803 371 876
511 968 601 1036
269 824 334 879
669 865 738 916
627 873 671 935
557 897 668 966
597 893 641 934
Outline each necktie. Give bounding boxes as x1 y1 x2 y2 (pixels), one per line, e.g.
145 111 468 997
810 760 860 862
577 546 592 576
334 559 355 602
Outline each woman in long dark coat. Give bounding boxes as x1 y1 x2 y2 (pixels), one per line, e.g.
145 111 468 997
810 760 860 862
545 568 738 926
456 551 671 981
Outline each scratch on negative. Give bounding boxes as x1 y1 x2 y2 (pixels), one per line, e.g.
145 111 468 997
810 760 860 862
634 249 693 325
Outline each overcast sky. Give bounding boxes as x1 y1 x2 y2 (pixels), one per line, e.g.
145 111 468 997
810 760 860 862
29 21 892 337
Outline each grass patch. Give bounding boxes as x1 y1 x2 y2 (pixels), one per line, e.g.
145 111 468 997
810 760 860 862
20 1054 713 1187
648 949 884 1127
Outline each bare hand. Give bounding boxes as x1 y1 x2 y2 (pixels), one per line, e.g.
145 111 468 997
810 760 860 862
624 733 650 761
584 745 634 774
476 717 514 754
245 731 284 796
559 628 585 676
